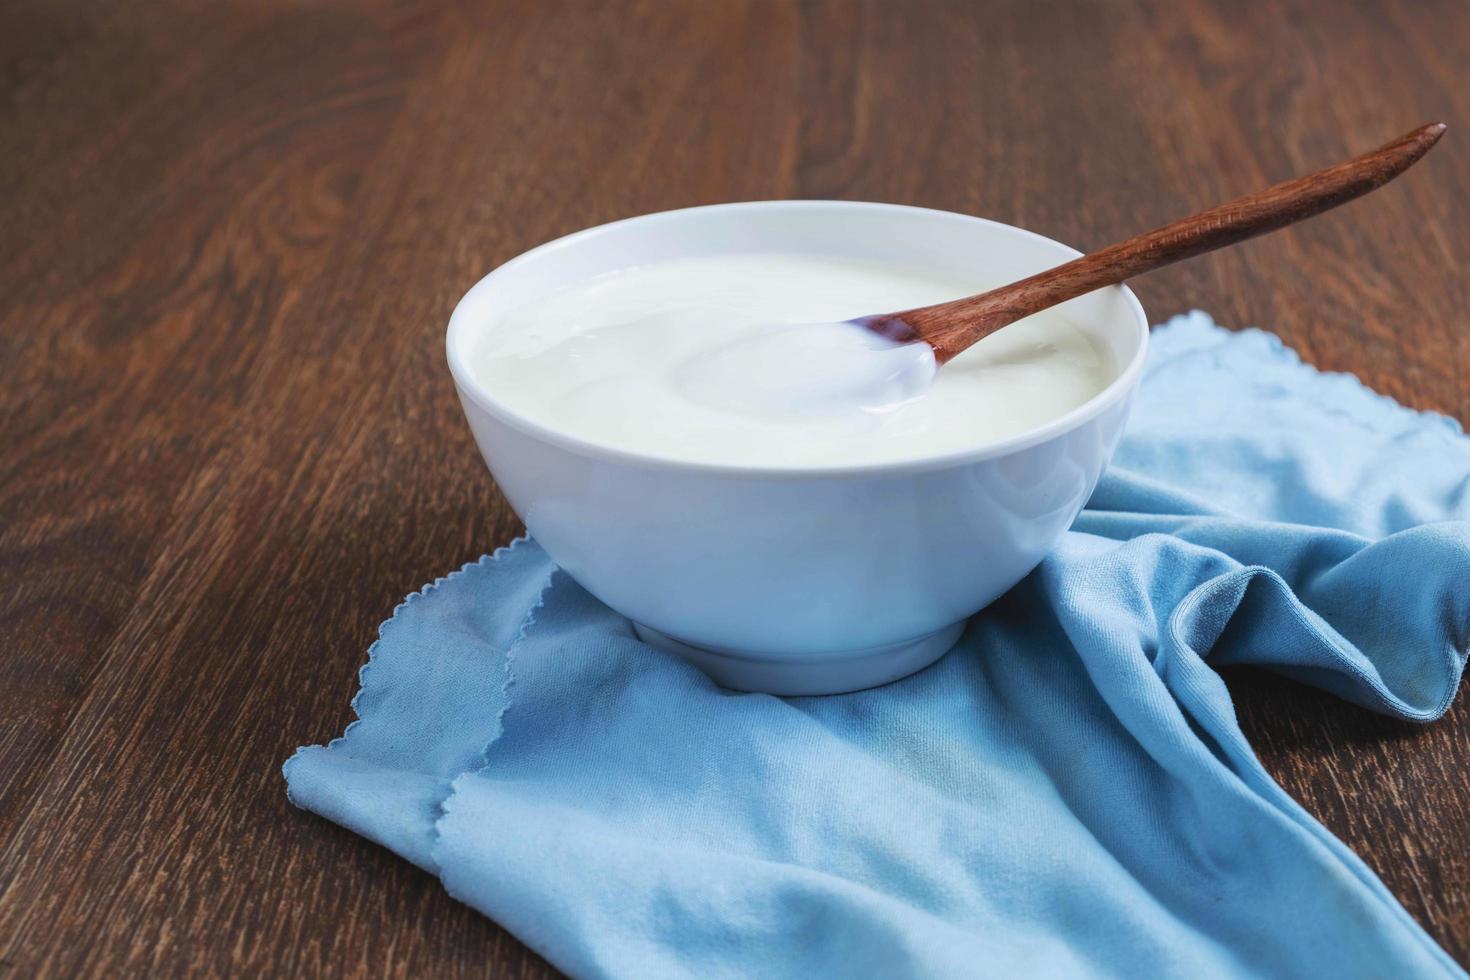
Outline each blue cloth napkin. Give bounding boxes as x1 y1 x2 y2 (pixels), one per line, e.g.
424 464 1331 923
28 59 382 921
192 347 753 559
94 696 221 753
285 312 1470 979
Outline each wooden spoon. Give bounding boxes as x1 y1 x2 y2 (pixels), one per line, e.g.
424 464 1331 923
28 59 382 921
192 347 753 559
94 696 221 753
857 122 1446 363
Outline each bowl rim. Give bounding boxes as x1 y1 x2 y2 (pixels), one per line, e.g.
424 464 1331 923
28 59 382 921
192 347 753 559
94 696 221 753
445 200 1149 478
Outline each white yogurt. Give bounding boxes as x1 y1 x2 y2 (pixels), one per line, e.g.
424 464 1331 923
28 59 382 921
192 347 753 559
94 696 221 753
471 253 1114 467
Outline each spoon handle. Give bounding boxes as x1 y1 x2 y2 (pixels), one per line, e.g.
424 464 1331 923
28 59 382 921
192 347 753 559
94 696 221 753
895 122 1445 363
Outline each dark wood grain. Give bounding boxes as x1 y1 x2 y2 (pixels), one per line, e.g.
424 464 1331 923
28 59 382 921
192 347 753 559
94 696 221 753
881 122 1445 361
0 0 1467 976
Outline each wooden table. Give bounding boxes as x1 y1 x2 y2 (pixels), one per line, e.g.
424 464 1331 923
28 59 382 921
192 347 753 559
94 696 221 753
3 1 1468 975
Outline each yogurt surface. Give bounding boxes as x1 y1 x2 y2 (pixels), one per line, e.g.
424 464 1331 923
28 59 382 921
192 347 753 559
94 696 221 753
470 253 1115 467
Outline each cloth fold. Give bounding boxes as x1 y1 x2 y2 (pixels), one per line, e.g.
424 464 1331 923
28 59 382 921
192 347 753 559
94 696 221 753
286 312 1470 979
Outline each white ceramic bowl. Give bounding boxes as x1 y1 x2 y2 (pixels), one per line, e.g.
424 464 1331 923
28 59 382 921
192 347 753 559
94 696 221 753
447 202 1148 695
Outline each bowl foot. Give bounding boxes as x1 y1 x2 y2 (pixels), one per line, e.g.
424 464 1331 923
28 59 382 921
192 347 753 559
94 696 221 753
631 620 966 696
